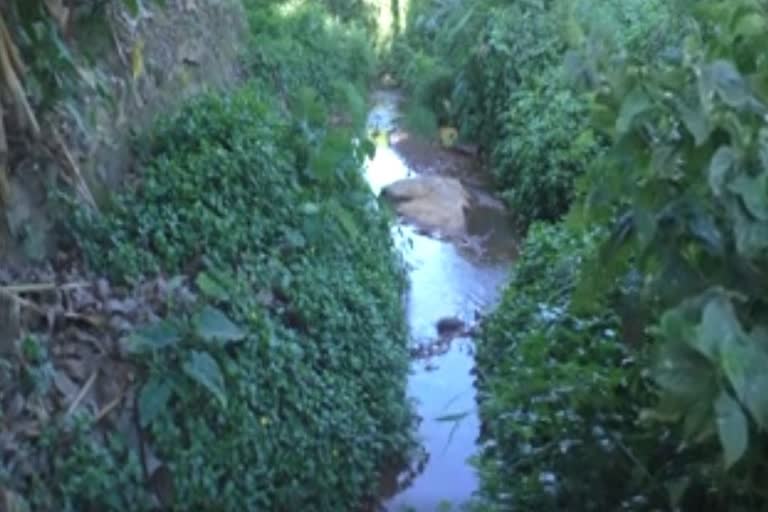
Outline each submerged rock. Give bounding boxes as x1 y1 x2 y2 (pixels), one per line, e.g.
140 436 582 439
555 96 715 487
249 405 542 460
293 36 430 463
381 176 469 236
436 316 466 337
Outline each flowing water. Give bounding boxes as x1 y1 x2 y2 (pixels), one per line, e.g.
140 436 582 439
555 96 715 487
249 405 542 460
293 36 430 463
365 91 517 511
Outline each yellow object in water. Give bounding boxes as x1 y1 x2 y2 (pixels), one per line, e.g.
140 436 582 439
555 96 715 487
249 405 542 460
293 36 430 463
439 126 458 148
371 129 390 147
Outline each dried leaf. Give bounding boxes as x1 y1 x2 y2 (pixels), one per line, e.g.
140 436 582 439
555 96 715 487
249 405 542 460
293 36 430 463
132 39 145 81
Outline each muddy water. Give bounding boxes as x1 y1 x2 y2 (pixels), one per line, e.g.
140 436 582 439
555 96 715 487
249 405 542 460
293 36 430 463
365 91 516 511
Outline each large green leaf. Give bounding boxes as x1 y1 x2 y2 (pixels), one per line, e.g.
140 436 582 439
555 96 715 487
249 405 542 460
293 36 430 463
705 60 751 109
734 12 766 40
675 99 711 146
195 272 230 302
714 391 748 469
182 351 227 406
708 146 737 197
193 306 245 345
615 87 652 136
721 333 768 429
126 320 181 352
738 365 768 430
139 376 173 427
693 294 741 361
728 173 768 221
733 208 768 256
654 339 717 403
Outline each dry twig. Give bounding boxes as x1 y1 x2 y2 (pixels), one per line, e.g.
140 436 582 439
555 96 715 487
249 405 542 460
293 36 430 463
66 370 98 417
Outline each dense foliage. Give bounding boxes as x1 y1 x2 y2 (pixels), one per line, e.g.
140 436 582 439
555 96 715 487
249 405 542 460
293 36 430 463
404 0 768 510
11 2 414 510
474 223 662 511
575 0 768 507
244 1 377 101
392 0 673 225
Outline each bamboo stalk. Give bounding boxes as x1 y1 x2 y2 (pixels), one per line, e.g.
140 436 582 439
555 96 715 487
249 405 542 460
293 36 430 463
0 14 25 77
0 14 40 137
52 127 98 209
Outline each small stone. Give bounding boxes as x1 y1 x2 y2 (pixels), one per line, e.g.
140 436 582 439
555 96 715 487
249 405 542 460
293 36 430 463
436 316 465 337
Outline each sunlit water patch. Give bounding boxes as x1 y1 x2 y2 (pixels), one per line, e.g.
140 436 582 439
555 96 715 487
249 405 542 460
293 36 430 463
364 91 515 511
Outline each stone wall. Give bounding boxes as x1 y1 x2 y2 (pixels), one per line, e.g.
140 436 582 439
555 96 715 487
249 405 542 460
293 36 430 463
1 0 247 263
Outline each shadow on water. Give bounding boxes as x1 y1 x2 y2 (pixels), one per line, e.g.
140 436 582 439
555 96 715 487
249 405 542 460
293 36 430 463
365 90 517 511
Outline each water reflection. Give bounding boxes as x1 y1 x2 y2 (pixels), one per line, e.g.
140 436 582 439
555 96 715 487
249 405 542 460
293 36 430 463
365 91 514 511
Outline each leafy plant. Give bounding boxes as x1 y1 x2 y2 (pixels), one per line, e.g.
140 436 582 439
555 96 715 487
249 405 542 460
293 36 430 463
393 0 678 226
492 70 599 222
244 1 377 102
473 223 663 511
67 67 412 510
571 0 768 507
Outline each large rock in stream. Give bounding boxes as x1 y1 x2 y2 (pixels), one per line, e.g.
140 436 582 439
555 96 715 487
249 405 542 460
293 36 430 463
381 176 470 236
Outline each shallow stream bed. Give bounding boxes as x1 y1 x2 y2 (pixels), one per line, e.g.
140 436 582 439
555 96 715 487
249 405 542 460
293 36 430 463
365 91 516 511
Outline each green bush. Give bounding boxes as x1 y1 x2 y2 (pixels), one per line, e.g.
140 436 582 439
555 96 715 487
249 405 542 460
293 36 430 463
572 0 768 507
492 72 598 222
65 80 413 511
393 0 677 225
45 4 414 508
245 2 377 101
474 223 665 511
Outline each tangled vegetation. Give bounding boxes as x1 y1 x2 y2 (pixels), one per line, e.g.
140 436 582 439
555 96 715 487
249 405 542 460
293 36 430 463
399 0 768 510
392 0 674 224
474 223 661 511
72 82 412 511
2 1 415 510
6 0 768 509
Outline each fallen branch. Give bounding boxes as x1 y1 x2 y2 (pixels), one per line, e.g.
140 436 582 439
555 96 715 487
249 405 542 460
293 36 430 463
52 127 98 209
0 281 91 297
0 287 46 316
0 283 58 294
93 390 126 424
66 370 98 417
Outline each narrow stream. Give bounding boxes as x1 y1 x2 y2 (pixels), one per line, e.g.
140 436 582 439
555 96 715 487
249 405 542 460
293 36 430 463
365 91 516 511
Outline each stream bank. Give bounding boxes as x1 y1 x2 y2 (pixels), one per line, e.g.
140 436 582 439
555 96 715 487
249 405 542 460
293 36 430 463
366 90 517 511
